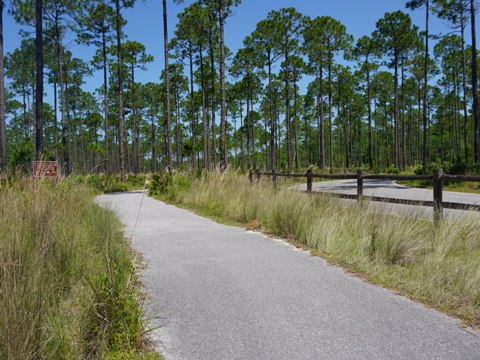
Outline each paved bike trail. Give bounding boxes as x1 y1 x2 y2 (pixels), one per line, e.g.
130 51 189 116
97 191 480 360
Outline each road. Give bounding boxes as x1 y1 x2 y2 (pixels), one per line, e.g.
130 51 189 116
97 191 480 360
291 179 480 219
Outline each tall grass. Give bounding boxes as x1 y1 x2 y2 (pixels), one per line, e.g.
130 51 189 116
150 170 480 326
0 177 156 359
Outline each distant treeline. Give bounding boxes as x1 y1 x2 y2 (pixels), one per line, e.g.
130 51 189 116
2 0 480 175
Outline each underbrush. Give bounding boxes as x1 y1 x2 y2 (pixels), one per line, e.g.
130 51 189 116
147 172 192 202
73 173 148 194
149 170 480 327
0 178 159 359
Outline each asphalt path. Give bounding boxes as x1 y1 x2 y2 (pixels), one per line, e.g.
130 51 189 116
97 191 480 360
292 179 480 220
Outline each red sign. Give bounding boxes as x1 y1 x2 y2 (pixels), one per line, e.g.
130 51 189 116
32 161 59 178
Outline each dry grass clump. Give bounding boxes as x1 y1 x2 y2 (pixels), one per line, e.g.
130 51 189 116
0 178 155 359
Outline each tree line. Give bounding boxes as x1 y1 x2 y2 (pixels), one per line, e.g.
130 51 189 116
1 0 480 177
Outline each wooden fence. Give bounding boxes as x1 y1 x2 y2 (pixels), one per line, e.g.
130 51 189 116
248 169 480 223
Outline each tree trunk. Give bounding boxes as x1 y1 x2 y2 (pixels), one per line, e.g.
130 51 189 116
115 0 126 180
294 76 299 170
422 0 429 173
0 0 6 169
176 88 182 166
417 86 422 164
264 114 268 168
458 18 469 162
232 113 236 167
132 63 140 174
317 60 325 169
65 82 73 170
77 94 86 171
408 103 412 164
189 44 196 168
336 100 341 169
35 0 43 161
53 81 58 161
275 95 280 169
471 0 480 162
384 98 389 167
367 66 373 170
163 0 173 171
315 64 322 168
400 63 405 169
208 30 216 169
71 101 78 171
285 51 291 170
268 58 275 171
394 55 399 169
328 51 333 172
218 2 227 170
344 104 349 169
250 84 256 169
246 81 251 167
239 99 244 169
151 116 156 172
454 74 461 159
102 30 109 173
55 23 69 174
200 46 209 169
306 110 311 166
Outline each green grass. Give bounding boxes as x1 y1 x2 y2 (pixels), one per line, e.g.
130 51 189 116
149 170 480 327
0 177 160 359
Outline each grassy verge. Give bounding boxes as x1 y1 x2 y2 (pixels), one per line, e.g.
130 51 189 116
149 170 480 327
0 177 160 359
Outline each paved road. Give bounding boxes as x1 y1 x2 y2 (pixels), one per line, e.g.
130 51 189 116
292 180 480 219
97 192 480 360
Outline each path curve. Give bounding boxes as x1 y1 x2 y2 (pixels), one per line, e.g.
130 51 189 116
292 179 480 219
97 192 480 360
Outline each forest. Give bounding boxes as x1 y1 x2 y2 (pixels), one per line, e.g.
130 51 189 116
1 0 480 177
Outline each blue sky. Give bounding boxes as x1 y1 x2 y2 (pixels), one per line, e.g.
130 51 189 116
4 0 456 103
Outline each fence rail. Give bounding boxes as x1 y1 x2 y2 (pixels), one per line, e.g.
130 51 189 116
248 169 480 223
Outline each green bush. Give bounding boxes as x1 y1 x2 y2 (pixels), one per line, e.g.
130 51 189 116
147 172 192 201
413 165 424 176
468 163 480 174
372 165 401 174
8 139 34 171
413 162 479 176
446 161 467 175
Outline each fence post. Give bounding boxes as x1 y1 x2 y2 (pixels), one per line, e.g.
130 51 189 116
272 168 277 189
255 168 261 183
307 168 313 193
433 168 443 224
357 169 364 201
248 169 254 184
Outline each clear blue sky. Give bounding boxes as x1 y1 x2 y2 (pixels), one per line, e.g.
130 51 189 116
4 0 455 102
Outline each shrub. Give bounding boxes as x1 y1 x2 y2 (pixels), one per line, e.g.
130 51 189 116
446 161 467 175
147 172 192 201
413 165 424 176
